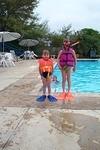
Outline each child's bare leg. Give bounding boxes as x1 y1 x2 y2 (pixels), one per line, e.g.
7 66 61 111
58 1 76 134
61 71 67 104
61 70 67 92
41 77 47 95
67 68 72 92
47 78 51 95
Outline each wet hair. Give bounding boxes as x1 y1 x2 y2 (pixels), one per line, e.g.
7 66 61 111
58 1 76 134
63 39 69 43
63 39 71 45
42 50 50 56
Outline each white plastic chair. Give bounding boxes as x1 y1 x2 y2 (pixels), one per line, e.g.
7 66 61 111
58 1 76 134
5 53 15 67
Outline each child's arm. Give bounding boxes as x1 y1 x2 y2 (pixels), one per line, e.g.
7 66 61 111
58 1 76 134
51 59 54 74
57 50 62 69
72 50 77 72
39 67 41 75
38 59 42 75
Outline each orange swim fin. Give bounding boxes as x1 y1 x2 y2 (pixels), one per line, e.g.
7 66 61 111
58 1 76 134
56 92 66 100
65 92 75 101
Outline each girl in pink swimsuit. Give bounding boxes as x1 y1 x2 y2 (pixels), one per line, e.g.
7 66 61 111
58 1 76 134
57 40 77 98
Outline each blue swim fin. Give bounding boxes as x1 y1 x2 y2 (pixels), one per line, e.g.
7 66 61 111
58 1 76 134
47 95 57 102
36 95 46 102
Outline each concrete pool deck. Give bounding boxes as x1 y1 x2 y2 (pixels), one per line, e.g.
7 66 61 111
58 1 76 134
0 60 100 150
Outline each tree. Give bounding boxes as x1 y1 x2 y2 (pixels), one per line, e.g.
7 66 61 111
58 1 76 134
0 0 39 32
49 32 63 47
60 24 72 39
77 28 100 57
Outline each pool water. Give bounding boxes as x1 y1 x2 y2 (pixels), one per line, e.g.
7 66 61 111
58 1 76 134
52 60 100 93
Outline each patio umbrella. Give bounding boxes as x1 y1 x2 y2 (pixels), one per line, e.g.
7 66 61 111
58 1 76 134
0 31 21 52
19 39 39 50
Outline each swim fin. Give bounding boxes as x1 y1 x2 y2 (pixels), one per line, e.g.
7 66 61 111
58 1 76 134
65 92 74 101
56 92 66 100
47 95 57 102
36 95 46 102
56 92 75 101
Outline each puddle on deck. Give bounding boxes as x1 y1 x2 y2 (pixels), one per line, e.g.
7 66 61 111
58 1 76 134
47 110 100 150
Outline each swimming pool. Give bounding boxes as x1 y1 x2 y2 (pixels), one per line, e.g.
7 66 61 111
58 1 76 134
52 59 100 93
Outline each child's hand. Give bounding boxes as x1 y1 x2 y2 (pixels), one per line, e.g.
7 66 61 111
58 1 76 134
58 64 62 70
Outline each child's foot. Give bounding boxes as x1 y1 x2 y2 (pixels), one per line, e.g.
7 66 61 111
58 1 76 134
65 92 74 101
36 95 46 102
57 92 66 100
47 95 57 102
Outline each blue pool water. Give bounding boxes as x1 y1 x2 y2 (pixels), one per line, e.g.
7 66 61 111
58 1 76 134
52 60 100 93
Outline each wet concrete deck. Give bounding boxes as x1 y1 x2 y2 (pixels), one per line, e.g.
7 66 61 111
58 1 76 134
0 108 100 150
0 60 100 150
0 60 37 91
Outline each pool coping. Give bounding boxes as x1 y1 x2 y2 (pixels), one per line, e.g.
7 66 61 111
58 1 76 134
71 92 100 97
52 92 100 97
77 58 100 61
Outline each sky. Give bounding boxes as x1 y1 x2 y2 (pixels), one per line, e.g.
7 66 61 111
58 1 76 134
36 0 100 32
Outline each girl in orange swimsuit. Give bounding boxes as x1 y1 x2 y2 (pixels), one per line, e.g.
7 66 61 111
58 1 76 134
37 50 57 102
